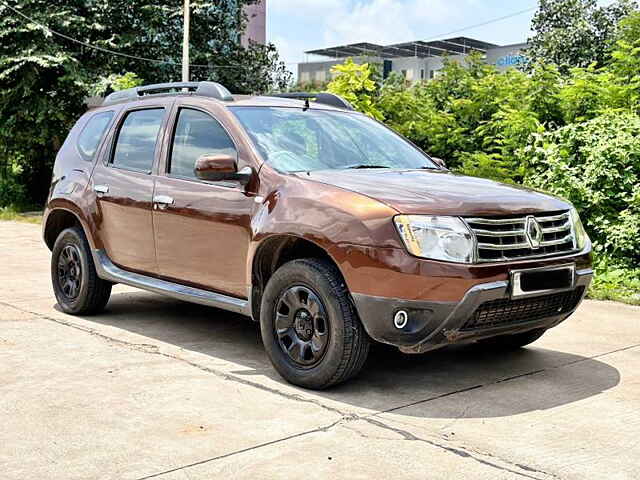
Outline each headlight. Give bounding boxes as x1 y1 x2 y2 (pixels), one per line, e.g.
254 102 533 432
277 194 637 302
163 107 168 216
394 215 475 263
569 207 589 249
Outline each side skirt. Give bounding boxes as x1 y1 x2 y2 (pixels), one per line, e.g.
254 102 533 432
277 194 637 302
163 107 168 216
92 249 251 316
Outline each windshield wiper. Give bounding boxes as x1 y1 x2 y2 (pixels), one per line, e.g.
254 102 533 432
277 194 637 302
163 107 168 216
343 164 391 169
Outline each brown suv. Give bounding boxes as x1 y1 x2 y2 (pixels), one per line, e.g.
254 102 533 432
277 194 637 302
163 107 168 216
43 82 593 389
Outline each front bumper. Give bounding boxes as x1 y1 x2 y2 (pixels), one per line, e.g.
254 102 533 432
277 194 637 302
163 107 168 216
352 267 593 353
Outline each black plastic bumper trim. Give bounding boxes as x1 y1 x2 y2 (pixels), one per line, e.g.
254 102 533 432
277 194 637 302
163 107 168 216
352 269 593 352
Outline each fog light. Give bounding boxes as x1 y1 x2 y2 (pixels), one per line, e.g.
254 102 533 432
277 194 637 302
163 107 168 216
394 310 408 329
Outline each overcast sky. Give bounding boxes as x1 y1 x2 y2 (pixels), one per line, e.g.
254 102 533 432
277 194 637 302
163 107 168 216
266 0 618 72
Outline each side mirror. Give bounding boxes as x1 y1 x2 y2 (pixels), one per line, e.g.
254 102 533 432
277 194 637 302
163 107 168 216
194 154 252 184
431 156 447 169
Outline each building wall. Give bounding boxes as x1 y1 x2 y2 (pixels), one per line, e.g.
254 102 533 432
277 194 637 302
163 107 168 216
297 43 529 85
298 56 383 85
241 0 266 46
485 43 529 71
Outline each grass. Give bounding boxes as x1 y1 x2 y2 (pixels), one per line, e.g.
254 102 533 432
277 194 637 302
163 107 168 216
0 206 42 224
587 265 640 306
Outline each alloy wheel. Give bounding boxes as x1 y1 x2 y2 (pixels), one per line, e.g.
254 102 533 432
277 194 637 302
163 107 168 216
274 285 329 367
57 245 82 300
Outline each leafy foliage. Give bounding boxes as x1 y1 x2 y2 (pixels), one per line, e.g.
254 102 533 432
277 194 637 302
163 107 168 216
373 54 551 182
92 72 144 96
590 257 640 304
524 113 640 263
0 0 291 206
327 59 383 120
527 0 637 73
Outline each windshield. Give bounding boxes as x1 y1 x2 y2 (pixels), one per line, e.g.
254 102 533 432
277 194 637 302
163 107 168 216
230 107 437 172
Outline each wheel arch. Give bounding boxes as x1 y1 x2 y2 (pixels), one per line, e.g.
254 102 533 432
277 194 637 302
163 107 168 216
43 207 92 251
249 234 348 322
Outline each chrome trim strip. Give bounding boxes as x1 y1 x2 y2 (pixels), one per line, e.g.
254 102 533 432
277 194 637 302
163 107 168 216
478 241 530 250
510 263 576 299
472 228 525 237
576 268 594 277
536 212 570 222
465 217 526 225
540 234 573 247
542 223 571 234
93 249 250 316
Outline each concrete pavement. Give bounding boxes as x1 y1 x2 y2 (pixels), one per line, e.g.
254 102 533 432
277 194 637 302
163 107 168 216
1 221 639 479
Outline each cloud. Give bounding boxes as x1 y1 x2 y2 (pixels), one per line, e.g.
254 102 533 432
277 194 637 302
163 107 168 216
268 0 504 74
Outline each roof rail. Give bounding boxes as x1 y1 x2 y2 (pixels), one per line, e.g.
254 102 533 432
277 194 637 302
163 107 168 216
102 81 233 106
268 92 354 111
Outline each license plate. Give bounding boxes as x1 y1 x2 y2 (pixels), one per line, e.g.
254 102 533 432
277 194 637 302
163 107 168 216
510 264 575 298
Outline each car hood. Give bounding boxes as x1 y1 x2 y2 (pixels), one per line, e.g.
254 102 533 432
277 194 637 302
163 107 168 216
297 169 571 216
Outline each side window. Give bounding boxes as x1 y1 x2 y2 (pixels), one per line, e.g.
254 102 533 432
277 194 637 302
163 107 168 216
112 108 164 173
77 111 114 161
169 108 237 179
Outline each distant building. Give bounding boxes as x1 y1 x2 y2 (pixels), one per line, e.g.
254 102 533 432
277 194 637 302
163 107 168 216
298 37 528 85
241 0 266 46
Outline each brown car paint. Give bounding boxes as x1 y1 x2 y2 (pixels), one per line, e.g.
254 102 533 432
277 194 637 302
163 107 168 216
43 92 592 334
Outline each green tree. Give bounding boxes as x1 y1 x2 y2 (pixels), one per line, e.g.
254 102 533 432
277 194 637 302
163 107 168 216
527 0 637 73
0 0 291 206
327 58 383 120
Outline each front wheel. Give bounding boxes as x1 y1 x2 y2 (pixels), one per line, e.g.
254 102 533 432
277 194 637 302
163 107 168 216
260 258 369 389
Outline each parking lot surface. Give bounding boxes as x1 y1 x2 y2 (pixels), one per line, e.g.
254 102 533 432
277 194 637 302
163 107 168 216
1 221 639 479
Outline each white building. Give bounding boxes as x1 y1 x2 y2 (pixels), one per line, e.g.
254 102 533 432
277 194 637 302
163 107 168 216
298 37 528 85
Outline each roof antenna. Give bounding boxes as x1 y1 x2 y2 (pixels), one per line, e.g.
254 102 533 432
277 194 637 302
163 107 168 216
303 98 310 111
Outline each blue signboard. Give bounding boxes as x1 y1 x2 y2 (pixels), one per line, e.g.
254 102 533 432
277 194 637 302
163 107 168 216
496 54 528 67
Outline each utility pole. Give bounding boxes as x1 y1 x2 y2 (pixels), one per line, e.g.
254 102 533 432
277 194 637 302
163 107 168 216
182 0 190 82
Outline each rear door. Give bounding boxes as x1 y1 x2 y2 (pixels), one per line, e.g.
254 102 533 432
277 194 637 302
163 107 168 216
90 101 171 274
152 101 256 298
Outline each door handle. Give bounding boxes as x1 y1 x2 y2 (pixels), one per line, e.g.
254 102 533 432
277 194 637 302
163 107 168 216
94 184 109 194
153 195 174 209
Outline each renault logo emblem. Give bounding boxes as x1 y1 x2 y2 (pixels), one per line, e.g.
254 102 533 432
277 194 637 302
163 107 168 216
525 216 543 249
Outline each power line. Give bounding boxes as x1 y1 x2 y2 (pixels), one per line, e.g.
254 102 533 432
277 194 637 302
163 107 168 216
422 6 537 42
0 1 291 69
2 0 537 69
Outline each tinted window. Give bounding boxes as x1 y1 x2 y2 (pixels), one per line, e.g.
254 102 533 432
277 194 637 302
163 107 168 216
77 111 114 161
230 107 436 172
169 109 236 179
112 109 164 172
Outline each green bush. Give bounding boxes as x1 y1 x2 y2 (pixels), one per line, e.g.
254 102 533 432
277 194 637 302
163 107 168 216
327 59 383 120
524 113 640 263
0 175 27 208
590 256 640 304
0 156 28 208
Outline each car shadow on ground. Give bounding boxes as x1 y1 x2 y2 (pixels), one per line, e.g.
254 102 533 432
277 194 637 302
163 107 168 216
68 290 621 419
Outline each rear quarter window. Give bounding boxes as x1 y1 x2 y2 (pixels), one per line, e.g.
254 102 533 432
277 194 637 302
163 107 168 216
77 111 114 161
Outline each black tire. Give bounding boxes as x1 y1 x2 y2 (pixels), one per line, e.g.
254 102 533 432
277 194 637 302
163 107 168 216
260 258 369 389
478 328 546 350
51 226 111 315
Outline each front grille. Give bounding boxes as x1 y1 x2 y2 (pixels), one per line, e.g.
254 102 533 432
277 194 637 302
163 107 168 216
464 211 577 262
461 288 584 331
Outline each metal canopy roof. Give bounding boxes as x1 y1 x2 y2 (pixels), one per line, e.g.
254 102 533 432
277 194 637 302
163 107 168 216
305 42 385 58
305 37 499 59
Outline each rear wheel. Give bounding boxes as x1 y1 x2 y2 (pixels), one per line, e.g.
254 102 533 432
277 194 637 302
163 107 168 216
478 328 546 350
51 226 111 315
260 258 369 389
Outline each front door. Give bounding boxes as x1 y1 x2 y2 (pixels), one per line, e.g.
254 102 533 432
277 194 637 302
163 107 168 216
152 105 255 298
91 106 169 275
